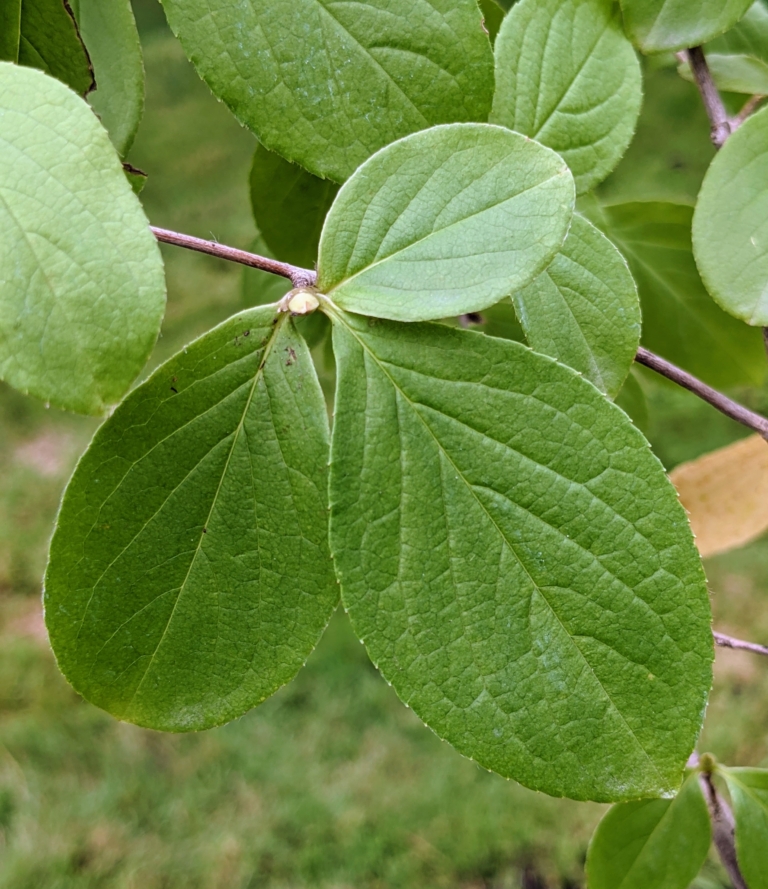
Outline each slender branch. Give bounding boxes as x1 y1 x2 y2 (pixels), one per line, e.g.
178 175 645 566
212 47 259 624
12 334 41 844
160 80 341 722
714 631 768 658
150 226 317 288
687 47 732 147
635 347 768 440
699 769 749 889
732 93 766 131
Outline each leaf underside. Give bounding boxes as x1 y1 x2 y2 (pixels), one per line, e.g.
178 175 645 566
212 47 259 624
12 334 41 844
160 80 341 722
318 123 574 322
45 306 338 731
693 105 768 326
620 0 754 52
491 0 642 194
329 309 712 802
159 0 495 182
0 62 166 414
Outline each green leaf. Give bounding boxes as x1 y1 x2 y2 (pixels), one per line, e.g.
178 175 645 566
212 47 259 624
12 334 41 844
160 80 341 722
592 201 765 388
18 0 94 95
621 0 755 53
70 0 145 157
722 767 768 889
490 0 642 194
317 124 574 323
616 369 650 433
123 163 147 195
249 143 339 269
0 63 166 414
510 214 641 398
693 105 768 326
586 772 711 889
677 3 768 94
45 305 337 731
478 0 504 43
0 0 21 62
159 0 495 183
328 308 712 802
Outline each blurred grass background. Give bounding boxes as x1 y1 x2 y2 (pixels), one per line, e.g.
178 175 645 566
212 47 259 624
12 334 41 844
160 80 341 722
1 4 767 886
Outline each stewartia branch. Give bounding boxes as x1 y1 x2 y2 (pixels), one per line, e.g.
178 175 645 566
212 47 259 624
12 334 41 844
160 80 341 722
635 347 768 440
686 47 732 147
714 631 768 658
151 226 317 288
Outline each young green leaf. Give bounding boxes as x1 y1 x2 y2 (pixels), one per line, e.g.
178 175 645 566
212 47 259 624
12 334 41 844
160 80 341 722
721 767 768 889
621 0 754 53
328 308 712 802
592 201 765 388
69 0 145 157
0 63 166 414
585 772 711 889
510 214 640 398
249 144 339 269
0 0 21 62
18 0 94 95
490 0 642 194
159 0 494 183
45 306 337 732
693 105 768 326
317 124 574 322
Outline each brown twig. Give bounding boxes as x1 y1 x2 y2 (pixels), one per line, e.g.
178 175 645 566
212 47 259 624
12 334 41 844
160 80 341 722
150 226 317 288
635 347 768 440
687 47 732 147
714 631 768 658
732 94 766 131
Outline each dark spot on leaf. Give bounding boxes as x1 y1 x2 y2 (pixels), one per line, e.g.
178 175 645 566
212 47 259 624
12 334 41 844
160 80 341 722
243 330 250 337
285 347 297 366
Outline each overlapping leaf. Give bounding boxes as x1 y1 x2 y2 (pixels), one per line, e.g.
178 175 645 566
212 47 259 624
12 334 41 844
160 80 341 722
17 0 93 95
491 0 642 194
249 144 338 269
70 0 145 156
159 0 494 183
621 0 754 53
678 3 768 94
586 773 711 889
722 767 768 889
510 214 640 398
328 308 712 802
45 306 337 731
0 0 21 62
0 63 166 414
592 201 765 387
317 124 574 322
693 105 768 326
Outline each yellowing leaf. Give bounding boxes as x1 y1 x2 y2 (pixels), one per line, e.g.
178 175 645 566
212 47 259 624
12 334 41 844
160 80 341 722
670 434 768 558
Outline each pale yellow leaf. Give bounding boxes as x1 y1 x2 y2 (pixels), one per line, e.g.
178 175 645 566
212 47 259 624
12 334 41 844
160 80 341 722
671 434 768 558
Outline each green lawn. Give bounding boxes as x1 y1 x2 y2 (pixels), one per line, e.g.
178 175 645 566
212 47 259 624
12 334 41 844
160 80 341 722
1 8 767 887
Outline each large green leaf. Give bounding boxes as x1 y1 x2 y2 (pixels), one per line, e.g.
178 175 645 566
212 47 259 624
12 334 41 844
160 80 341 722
317 124 574 322
678 3 768 93
693 106 768 325
159 0 495 183
249 143 339 269
69 0 145 157
722 767 768 889
586 772 711 889
490 0 642 194
327 308 712 802
0 63 166 414
621 0 755 53
18 0 93 95
592 201 765 387
45 306 337 731
510 214 640 398
0 0 21 62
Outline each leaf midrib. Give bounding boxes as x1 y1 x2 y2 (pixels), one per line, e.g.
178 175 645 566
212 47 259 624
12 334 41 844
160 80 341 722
119 313 288 717
334 310 664 784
